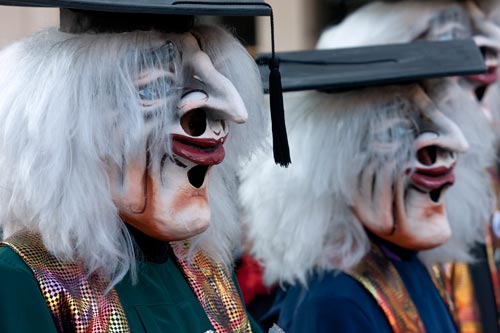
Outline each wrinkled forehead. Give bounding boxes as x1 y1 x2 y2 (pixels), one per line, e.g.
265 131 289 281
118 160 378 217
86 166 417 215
426 4 473 40
359 83 438 114
131 32 204 70
425 2 499 47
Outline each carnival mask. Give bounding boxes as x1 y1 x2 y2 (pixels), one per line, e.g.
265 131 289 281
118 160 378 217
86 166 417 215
109 33 247 241
427 2 500 106
353 86 469 250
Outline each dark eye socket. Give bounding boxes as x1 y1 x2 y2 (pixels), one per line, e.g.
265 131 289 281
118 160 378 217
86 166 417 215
181 109 207 137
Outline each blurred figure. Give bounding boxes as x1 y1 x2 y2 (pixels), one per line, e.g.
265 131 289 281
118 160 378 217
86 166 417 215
240 73 494 332
319 2 500 331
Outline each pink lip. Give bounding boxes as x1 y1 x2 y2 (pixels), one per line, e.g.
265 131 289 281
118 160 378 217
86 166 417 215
410 166 455 191
467 66 498 85
171 134 226 165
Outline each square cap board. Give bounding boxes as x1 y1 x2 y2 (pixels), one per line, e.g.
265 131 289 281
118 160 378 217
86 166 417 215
257 39 487 93
0 0 272 15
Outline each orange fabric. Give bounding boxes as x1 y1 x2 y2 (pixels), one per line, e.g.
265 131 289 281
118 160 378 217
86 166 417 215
485 228 500 329
348 243 426 333
432 264 481 333
172 242 252 333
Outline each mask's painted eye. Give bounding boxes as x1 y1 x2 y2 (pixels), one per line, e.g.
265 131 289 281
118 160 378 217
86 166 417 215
138 76 174 101
181 109 207 137
138 85 157 100
373 119 415 144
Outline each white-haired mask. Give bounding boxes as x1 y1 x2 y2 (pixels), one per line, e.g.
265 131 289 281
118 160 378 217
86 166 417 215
426 2 500 105
317 1 500 114
108 32 248 241
240 79 495 285
353 85 469 250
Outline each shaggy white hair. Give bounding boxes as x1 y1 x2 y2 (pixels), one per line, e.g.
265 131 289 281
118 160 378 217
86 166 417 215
0 24 267 286
317 0 497 49
316 0 499 266
240 80 495 286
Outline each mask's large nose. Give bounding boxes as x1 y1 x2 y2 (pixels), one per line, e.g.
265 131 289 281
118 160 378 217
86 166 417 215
413 87 469 155
177 36 248 124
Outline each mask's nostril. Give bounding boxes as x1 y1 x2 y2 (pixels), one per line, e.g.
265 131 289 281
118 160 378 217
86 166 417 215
480 46 488 58
479 46 497 61
181 109 207 137
417 145 437 166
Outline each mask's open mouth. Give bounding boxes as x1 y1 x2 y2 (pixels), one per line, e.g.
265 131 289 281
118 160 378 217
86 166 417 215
467 47 498 102
187 165 210 188
410 145 456 203
171 134 226 165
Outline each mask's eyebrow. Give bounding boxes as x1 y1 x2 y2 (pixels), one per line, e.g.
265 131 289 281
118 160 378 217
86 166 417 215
134 69 174 88
138 41 178 72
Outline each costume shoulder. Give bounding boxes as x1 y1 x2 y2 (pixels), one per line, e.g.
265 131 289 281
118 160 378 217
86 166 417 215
277 272 391 333
0 245 57 333
231 272 264 333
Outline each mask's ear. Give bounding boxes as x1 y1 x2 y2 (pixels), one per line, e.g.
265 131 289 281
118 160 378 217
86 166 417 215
353 159 398 236
109 146 148 216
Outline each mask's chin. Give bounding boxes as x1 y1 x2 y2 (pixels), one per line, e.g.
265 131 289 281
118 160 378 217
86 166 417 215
390 180 452 250
151 154 212 241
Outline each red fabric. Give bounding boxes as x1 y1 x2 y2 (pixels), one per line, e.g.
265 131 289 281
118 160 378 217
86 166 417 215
236 254 271 304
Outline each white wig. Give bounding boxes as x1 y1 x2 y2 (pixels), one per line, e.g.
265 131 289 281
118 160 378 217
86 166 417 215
240 80 495 286
0 24 267 285
317 0 498 49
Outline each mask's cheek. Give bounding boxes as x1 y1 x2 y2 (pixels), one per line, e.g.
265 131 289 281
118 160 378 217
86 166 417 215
352 160 396 236
109 151 211 241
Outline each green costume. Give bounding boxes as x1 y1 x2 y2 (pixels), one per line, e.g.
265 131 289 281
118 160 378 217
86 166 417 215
0 232 262 333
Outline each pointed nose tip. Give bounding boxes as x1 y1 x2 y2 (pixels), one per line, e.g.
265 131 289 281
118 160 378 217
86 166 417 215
443 121 469 154
225 99 248 124
455 135 469 153
182 46 249 125
204 70 248 124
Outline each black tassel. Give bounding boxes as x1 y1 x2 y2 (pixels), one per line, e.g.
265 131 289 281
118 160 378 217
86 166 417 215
268 58 291 167
266 8 291 167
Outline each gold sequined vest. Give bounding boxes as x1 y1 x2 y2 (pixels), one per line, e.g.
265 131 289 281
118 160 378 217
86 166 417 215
347 243 457 333
0 231 130 333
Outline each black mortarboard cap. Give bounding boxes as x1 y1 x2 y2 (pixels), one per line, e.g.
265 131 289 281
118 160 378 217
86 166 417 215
0 0 290 166
0 0 272 15
257 39 486 93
